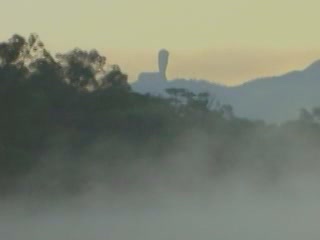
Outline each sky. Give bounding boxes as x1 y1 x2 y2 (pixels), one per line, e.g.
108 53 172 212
1 0 320 85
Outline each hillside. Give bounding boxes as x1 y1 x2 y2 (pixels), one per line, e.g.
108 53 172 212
132 57 320 122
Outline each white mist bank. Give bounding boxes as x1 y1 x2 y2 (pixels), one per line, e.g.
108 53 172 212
2 127 320 240
1 172 320 240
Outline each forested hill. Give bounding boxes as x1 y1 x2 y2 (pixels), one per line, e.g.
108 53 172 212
1 34 320 198
0 34 248 196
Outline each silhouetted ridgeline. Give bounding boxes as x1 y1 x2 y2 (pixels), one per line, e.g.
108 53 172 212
132 50 320 122
1 34 320 198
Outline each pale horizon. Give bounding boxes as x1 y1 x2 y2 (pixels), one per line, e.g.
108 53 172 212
105 48 320 86
2 0 320 85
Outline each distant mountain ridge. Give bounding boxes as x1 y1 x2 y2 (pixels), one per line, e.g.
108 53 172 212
131 50 320 122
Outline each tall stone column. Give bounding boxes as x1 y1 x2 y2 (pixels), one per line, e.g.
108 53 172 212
158 49 169 81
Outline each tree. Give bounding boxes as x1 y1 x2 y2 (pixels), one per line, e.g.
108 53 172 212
100 65 130 91
0 34 26 66
56 48 106 90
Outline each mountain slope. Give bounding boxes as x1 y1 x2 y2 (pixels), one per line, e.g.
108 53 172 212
132 60 320 122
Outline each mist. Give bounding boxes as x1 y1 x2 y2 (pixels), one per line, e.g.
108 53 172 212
1 33 320 240
2 127 320 240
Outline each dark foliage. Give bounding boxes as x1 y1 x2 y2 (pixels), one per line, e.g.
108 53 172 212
0 34 319 197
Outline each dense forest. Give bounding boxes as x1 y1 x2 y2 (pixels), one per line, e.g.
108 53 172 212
1 33 320 198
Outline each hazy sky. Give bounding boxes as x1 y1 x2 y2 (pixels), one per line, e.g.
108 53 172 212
2 0 320 85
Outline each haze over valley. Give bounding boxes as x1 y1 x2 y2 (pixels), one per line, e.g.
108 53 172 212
3 0 320 239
